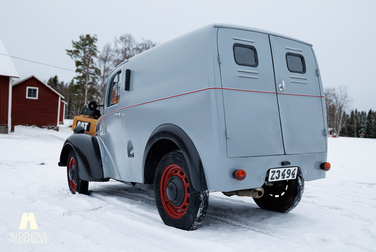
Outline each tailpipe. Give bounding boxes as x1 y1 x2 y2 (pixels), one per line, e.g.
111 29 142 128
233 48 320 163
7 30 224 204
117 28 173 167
223 187 264 198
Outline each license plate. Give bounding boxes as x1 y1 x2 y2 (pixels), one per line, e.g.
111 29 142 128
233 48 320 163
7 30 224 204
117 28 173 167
76 121 91 131
268 167 298 182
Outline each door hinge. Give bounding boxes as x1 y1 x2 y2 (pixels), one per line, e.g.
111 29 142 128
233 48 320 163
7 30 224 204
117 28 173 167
323 129 328 136
225 129 230 139
316 69 320 77
218 55 221 64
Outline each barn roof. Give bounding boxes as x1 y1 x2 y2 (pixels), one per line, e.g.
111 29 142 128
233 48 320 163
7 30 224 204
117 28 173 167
0 38 19 78
13 75 64 99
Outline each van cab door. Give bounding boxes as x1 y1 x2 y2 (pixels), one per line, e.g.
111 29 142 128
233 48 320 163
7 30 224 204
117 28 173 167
100 69 128 180
269 35 326 154
217 28 285 157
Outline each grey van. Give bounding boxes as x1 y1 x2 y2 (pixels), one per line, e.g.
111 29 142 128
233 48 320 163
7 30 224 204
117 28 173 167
59 24 330 230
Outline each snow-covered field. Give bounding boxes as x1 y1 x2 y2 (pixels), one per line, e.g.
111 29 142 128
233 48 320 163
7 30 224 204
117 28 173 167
1 123 375 252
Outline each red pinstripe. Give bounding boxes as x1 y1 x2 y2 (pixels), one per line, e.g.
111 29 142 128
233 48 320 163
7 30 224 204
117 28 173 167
97 87 324 122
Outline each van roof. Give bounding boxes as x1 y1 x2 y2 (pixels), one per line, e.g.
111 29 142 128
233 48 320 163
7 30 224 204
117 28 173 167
212 23 312 46
109 23 312 75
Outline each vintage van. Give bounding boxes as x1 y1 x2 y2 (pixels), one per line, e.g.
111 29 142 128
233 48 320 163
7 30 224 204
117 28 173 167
59 24 330 230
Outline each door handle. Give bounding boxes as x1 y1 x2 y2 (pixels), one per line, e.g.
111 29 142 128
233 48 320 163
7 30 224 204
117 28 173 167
113 112 120 117
279 80 286 93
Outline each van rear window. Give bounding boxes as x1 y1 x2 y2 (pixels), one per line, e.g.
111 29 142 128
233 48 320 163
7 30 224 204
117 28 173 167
286 53 306 73
233 44 258 67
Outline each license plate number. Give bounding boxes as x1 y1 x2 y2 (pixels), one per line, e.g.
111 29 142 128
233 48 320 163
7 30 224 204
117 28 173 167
76 121 91 131
268 167 297 182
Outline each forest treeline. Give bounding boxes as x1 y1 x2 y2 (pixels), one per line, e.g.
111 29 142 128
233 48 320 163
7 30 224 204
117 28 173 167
325 86 375 138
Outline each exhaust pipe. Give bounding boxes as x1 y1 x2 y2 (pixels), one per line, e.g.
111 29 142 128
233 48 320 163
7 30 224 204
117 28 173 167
223 187 264 198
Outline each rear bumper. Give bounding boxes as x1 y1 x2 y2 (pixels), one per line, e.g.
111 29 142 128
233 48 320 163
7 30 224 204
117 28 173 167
202 152 327 192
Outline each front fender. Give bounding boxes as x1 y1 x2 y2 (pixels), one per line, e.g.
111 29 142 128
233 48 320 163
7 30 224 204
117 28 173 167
59 134 104 182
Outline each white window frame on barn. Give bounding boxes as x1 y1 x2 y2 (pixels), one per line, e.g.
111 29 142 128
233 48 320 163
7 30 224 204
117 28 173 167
26 86 38 100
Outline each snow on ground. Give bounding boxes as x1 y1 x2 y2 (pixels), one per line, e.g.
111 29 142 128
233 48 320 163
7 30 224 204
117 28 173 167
0 124 375 252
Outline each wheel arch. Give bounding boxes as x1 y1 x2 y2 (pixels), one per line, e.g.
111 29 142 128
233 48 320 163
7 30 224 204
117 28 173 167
143 124 208 191
59 134 104 182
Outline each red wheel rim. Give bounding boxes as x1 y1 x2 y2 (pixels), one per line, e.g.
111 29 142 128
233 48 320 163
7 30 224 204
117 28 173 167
68 157 77 192
160 164 190 219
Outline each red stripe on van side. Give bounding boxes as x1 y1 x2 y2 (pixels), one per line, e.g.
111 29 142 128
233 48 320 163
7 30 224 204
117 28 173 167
97 87 324 122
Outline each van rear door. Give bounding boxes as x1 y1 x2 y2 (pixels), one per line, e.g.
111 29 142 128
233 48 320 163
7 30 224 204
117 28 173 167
269 35 326 154
217 28 285 157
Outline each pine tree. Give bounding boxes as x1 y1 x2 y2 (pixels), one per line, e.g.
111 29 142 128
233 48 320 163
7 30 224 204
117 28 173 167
359 111 367 137
355 110 360 137
66 34 100 107
347 110 356 137
339 111 349 136
374 111 376 138
47 75 60 92
365 110 376 138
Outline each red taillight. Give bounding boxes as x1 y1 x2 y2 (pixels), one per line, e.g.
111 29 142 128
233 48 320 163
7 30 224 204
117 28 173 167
320 162 331 171
234 169 247 181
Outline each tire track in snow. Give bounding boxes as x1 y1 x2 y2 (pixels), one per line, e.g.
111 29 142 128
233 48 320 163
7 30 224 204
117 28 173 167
86 183 161 224
88 184 311 247
88 184 306 244
205 212 313 247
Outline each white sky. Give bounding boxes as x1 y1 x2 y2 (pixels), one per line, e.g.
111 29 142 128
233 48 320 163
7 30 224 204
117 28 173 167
1 0 375 111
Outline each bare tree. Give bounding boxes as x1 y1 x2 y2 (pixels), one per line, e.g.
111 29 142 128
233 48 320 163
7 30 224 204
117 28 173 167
113 34 137 67
324 85 352 135
97 34 157 104
112 34 157 67
135 39 157 55
98 43 114 103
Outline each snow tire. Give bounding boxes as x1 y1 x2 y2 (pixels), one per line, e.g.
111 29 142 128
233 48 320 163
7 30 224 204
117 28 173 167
67 150 89 195
253 175 304 213
154 151 209 230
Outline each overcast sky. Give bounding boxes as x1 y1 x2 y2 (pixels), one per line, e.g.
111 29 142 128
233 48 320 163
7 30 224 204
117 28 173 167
1 0 375 111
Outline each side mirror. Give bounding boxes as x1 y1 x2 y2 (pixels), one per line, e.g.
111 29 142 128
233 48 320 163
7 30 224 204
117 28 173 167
88 101 98 111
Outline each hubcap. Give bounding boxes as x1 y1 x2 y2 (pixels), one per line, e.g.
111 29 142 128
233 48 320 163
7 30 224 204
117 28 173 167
166 176 185 207
69 164 77 184
160 164 190 219
68 157 78 191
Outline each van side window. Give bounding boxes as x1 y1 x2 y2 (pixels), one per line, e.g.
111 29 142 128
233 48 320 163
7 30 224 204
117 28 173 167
233 43 258 67
108 71 122 106
286 53 306 73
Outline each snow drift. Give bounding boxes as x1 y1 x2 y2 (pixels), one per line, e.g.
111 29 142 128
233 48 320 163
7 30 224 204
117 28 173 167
0 124 375 251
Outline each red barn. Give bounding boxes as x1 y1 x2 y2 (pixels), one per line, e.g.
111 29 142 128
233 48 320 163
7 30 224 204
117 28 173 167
60 100 68 124
0 38 19 134
11 76 66 131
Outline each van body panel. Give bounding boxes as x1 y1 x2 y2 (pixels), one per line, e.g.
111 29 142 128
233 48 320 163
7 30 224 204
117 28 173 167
270 35 327 154
78 24 327 192
217 28 285 158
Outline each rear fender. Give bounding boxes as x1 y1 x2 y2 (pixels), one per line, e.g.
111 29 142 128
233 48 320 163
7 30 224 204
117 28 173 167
59 134 104 181
144 124 208 191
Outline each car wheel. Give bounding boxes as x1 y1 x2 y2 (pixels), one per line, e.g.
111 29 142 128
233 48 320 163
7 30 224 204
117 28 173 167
253 175 304 213
154 151 208 230
67 150 89 194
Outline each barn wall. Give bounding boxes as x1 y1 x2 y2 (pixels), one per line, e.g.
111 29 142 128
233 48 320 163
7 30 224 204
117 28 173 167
12 77 59 130
59 101 65 123
0 76 10 126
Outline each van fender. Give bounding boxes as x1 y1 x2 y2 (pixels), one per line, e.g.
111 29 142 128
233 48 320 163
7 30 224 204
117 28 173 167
59 134 104 182
143 124 208 191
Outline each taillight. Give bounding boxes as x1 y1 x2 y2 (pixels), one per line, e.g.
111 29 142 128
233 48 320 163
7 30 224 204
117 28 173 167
320 162 331 171
233 169 247 181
